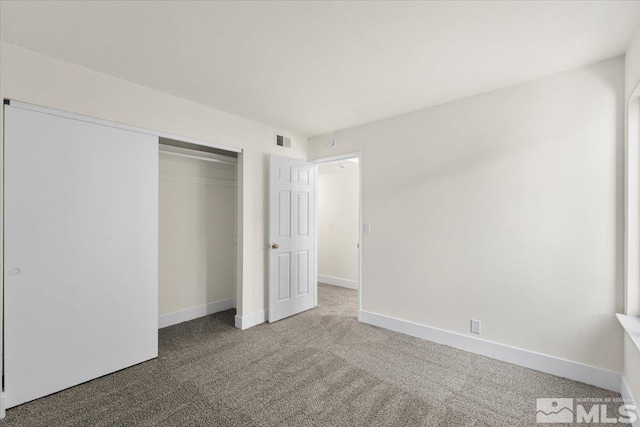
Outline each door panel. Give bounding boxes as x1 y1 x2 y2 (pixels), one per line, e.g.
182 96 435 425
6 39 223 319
269 155 316 322
4 106 158 408
297 192 309 236
278 253 291 301
278 190 291 237
297 250 309 295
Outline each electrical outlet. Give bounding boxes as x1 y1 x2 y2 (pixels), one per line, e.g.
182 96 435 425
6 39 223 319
471 319 481 334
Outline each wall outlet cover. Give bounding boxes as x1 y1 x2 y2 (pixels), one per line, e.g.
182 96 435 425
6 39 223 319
471 319 481 334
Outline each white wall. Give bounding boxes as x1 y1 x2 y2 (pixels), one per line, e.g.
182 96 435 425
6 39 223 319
626 29 640 100
159 153 237 316
318 164 358 284
624 27 640 405
310 57 624 372
0 41 308 323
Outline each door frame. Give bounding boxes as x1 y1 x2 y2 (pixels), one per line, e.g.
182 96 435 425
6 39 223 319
624 80 640 316
313 151 363 316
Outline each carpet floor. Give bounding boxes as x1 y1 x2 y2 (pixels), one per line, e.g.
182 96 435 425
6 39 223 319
2 284 621 426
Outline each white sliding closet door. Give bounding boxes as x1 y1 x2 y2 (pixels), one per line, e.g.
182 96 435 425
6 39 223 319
4 105 159 408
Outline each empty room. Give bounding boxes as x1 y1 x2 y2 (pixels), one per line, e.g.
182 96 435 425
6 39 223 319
0 1 640 426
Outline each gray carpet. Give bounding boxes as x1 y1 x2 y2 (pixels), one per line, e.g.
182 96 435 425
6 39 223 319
2 284 621 426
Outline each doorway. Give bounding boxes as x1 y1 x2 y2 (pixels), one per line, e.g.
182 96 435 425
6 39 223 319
315 153 362 317
158 138 240 328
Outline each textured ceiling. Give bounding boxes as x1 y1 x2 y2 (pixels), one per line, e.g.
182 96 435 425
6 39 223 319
2 1 639 136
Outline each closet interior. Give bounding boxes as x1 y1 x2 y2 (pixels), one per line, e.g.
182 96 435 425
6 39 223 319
158 138 239 325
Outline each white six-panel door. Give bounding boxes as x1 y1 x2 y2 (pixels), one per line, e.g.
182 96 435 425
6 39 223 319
268 155 316 322
4 105 159 408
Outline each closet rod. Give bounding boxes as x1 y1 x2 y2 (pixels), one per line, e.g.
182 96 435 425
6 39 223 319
159 149 237 165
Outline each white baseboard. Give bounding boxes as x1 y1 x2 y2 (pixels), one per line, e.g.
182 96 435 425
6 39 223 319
158 298 236 329
0 393 5 419
358 310 621 392
235 310 267 330
318 275 358 290
621 376 640 427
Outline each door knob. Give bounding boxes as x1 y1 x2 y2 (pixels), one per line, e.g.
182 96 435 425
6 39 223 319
271 243 279 249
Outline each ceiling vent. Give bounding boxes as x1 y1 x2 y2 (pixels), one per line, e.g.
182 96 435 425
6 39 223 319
275 134 292 148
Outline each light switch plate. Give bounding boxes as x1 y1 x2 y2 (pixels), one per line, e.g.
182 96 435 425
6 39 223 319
363 222 371 233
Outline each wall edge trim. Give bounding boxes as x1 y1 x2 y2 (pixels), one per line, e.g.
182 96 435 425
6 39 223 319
358 309 621 392
158 298 237 329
